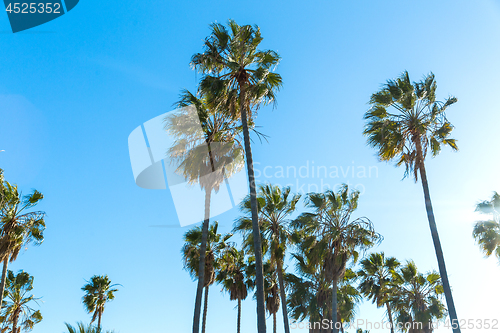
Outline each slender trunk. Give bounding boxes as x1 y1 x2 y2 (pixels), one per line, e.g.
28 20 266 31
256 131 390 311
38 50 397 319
237 298 242 333
192 188 212 333
202 286 209 333
98 310 102 332
276 259 291 333
273 312 277 333
239 82 266 333
12 310 18 333
415 140 461 333
331 279 338 333
0 258 8 309
386 302 394 333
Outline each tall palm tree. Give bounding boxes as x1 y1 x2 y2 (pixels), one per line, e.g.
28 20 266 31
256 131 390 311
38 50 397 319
234 184 300 333
81 275 119 332
357 252 400 333
472 192 500 262
192 20 283 333
181 221 232 333
0 182 45 310
165 90 243 333
64 322 115 333
391 261 446 333
0 270 42 333
292 185 381 333
216 247 252 333
363 71 461 332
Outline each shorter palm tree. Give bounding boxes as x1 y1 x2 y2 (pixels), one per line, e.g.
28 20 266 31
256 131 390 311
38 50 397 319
182 221 232 333
65 322 115 333
472 192 500 263
0 270 42 333
0 183 45 310
391 261 446 332
337 269 362 333
216 247 252 333
292 184 381 333
357 252 400 333
81 275 119 332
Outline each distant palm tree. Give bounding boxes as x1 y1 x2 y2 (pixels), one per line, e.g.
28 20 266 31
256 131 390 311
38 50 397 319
0 182 45 310
363 71 461 332
292 185 381 333
0 270 42 333
472 192 500 262
336 269 362 333
166 90 243 333
357 252 400 333
81 275 119 332
216 247 252 333
182 221 232 333
192 20 283 333
64 322 115 333
286 247 331 332
391 261 446 333
234 184 300 333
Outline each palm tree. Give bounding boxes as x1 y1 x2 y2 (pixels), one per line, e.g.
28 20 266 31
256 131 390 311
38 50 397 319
81 275 119 332
216 247 252 333
391 261 446 333
0 270 42 333
472 192 500 262
165 90 243 333
192 20 283 333
292 185 381 333
357 252 400 333
363 71 461 331
286 248 331 333
336 269 362 333
181 221 232 333
0 182 45 310
234 184 300 333
64 322 115 333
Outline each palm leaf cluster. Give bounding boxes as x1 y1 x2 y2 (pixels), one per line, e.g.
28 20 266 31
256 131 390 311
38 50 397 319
472 192 500 262
0 270 42 333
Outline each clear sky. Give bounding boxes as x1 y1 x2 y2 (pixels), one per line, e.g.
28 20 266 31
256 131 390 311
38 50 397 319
1 0 500 332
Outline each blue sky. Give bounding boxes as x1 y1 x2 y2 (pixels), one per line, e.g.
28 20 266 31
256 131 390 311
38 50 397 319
1 0 500 332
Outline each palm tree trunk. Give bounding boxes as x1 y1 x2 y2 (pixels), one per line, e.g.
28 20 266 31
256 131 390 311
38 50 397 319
331 278 338 333
239 82 266 333
273 312 277 333
0 258 8 309
98 310 102 332
386 303 394 333
193 188 212 333
237 298 242 333
415 141 461 333
12 311 18 333
202 285 209 333
276 259 291 333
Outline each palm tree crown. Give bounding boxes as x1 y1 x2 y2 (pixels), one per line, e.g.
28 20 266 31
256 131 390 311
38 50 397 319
0 182 45 310
472 191 500 262
364 71 458 180
391 261 446 332
81 275 119 331
0 270 42 333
